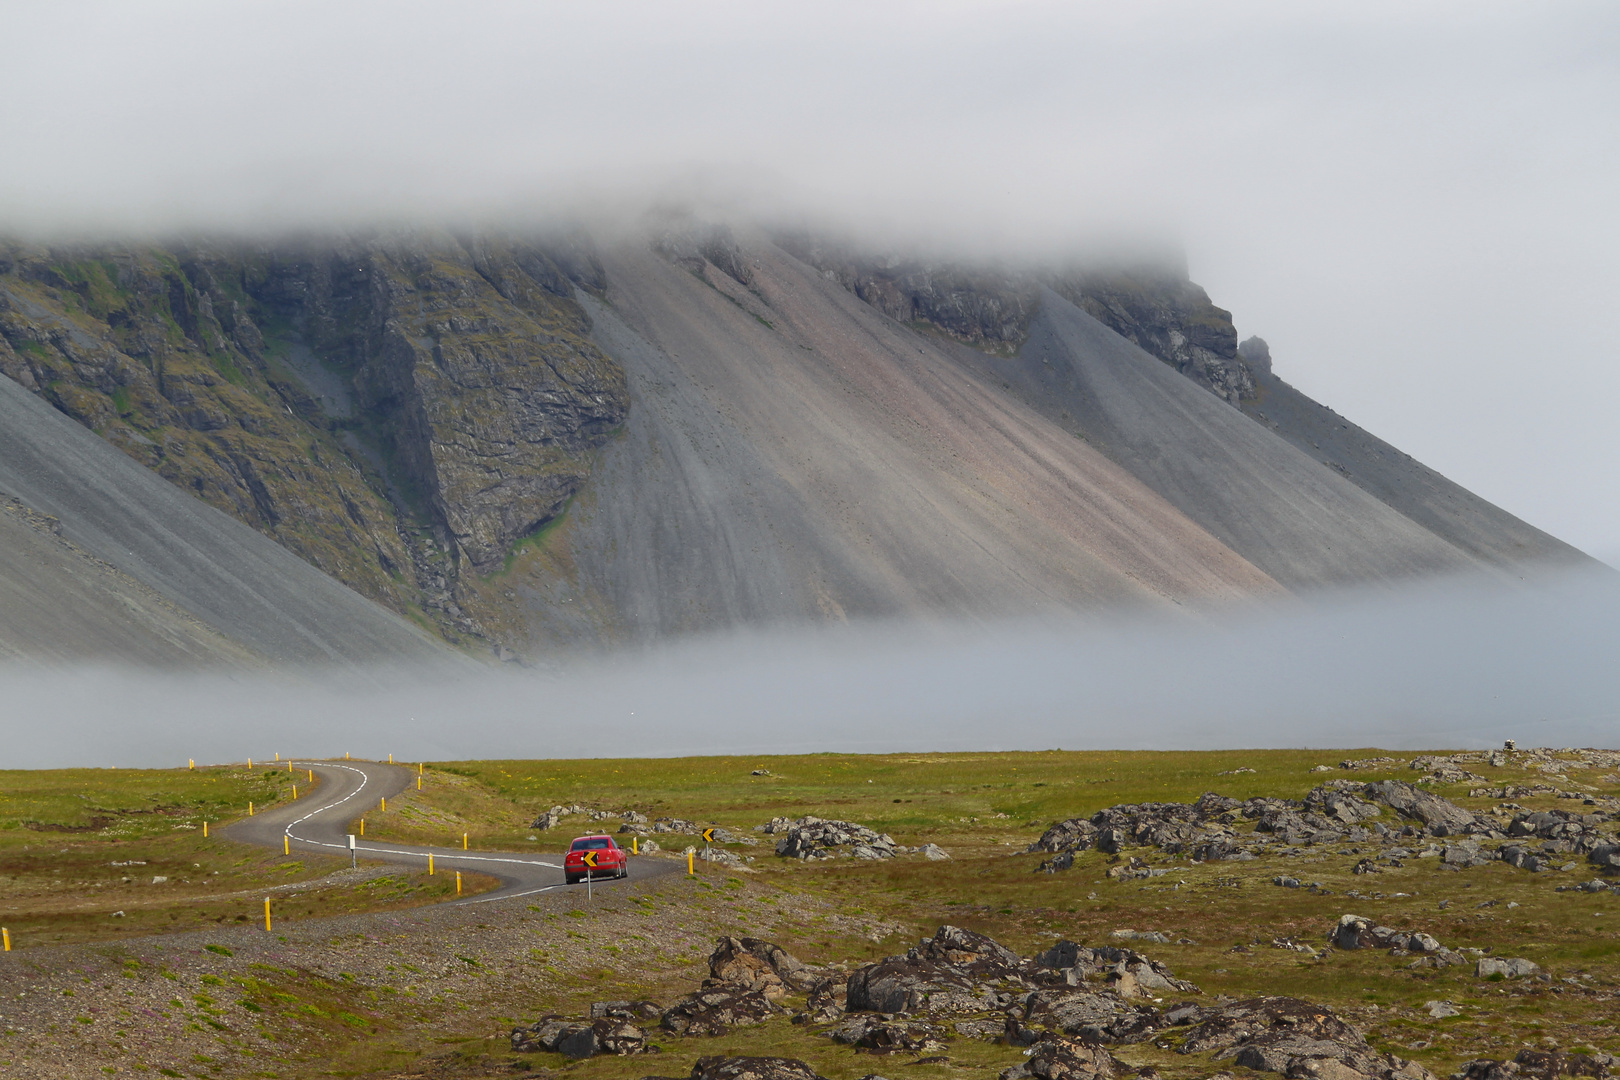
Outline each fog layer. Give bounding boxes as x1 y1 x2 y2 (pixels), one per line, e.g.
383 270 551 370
6 568 1617 770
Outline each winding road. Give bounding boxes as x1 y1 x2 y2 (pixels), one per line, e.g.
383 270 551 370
223 761 676 903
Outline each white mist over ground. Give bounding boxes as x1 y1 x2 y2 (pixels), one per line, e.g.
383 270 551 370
6 569 1618 769
4 2 1619 558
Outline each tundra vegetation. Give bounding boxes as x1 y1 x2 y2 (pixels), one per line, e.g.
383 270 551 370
1 747 1617 1079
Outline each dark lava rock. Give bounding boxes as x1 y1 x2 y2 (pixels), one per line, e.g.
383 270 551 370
661 986 783 1036
512 1016 649 1057
709 936 819 995
827 1014 948 1053
804 974 849 1022
846 925 1024 1015
1173 996 1438 1080
686 1056 830 1080
1034 939 1200 995
1017 988 1160 1044
1177 997 1364 1055
999 1034 1129 1080
1452 1048 1616 1080
1329 916 1458 964
593 1000 664 1020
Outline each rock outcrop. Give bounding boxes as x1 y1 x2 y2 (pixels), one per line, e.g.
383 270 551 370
0 233 627 646
1173 997 1437 1080
511 1015 649 1057
762 816 904 860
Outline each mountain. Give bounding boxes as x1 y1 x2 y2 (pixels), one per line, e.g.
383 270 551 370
0 223 1591 663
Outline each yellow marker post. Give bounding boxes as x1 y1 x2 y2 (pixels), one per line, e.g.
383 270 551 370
687 850 695 875
202 821 208 838
292 785 298 799
345 751 350 760
288 760 293 773
632 836 638 855
2 927 9 951
247 757 252 769
417 776 422 791
359 819 365 836
462 832 468 850
283 835 289 856
307 769 313 782
388 753 393 764
263 898 271 932
249 802 254 816
189 759 195 770
418 762 423 775
274 753 279 762
456 871 462 896
380 797 386 812
428 854 434 876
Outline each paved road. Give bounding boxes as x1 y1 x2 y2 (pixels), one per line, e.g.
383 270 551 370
223 761 674 904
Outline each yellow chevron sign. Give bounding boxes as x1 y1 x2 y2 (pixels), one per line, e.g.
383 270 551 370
702 828 718 843
582 850 601 868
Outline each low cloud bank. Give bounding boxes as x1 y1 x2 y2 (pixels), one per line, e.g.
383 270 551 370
6 567 1618 769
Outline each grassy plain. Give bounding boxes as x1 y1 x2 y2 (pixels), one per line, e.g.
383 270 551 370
2 748 1617 1079
369 749 1620 1071
0 765 473 948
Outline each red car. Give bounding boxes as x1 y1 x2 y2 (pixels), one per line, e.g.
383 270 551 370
564 834 628 884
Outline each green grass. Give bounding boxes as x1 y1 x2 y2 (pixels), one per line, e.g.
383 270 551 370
0 765 493 946
8 749 1620 1077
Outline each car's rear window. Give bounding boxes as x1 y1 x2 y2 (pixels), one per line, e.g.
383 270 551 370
571 837 612 851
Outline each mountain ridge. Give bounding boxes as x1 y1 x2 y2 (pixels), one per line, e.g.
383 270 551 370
0 223 1592 663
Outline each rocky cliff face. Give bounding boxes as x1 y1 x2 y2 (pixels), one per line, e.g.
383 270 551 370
776 236 1258 403
0 233 626 645
1046 267 1255 404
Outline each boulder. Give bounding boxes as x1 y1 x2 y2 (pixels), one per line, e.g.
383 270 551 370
1475 957 1543 979
827 1014 948 1053
1452 1049 1616 1080
1000 1035 1128 1080
1018 988 1160 1043
845 926 1022 1015
687 1057 830 1080
592 1000 664 1020
1034 939 1198 995
661 986 783 1036
1330 915 1444 954
1588 843 1620 870
844 953 987 1015
769 816 900 860
709 936 819 995
1304 786 1384 825
804 974 848 1022
1178 997 1365 1056
512 1016 648 1057
1362 781 1481 835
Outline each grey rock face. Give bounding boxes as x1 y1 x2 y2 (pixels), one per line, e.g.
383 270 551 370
1048 267 1254 405
1362 781 1487 835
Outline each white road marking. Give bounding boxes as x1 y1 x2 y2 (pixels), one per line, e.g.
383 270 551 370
280 762 563 884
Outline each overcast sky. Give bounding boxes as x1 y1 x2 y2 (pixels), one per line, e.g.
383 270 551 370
5 1 1617 559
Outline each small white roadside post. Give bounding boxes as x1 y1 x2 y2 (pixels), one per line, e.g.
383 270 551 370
347 833 357 869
